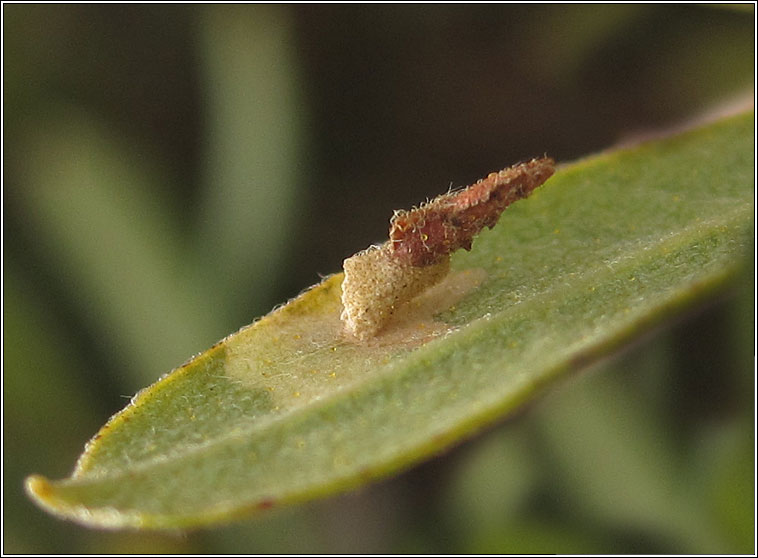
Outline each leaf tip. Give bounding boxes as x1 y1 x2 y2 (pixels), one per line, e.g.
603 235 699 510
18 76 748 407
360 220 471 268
24 474 76 524
25 473 52 502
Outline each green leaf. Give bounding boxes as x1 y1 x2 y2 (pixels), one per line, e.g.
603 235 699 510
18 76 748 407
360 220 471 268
26 111 753 529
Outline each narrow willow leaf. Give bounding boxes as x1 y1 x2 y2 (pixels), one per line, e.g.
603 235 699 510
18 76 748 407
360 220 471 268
26 111 753 529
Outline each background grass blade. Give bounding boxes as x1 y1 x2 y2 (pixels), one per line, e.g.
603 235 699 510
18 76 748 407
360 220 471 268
192 6 305 321
25 111 753 530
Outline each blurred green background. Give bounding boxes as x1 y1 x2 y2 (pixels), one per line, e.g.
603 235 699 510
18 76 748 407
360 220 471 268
3 4 754 553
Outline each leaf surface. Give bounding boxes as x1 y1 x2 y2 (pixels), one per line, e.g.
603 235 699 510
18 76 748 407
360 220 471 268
26 112 754 529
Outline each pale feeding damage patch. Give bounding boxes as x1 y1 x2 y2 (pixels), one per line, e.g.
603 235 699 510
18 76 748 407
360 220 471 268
221 270 485 412
341 157 555 340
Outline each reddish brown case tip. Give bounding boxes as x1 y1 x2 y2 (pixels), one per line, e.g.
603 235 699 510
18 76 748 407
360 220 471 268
389 157 555 267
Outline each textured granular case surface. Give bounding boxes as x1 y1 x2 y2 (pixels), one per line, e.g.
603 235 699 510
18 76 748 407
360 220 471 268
341 157 555 340
390 158 555 267
341 244 450 340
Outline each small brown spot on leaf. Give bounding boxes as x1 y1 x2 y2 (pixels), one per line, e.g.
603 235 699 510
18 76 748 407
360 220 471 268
257 498 275 510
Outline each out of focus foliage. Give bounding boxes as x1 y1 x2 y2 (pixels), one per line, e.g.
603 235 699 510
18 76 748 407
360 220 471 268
3 4 753 553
